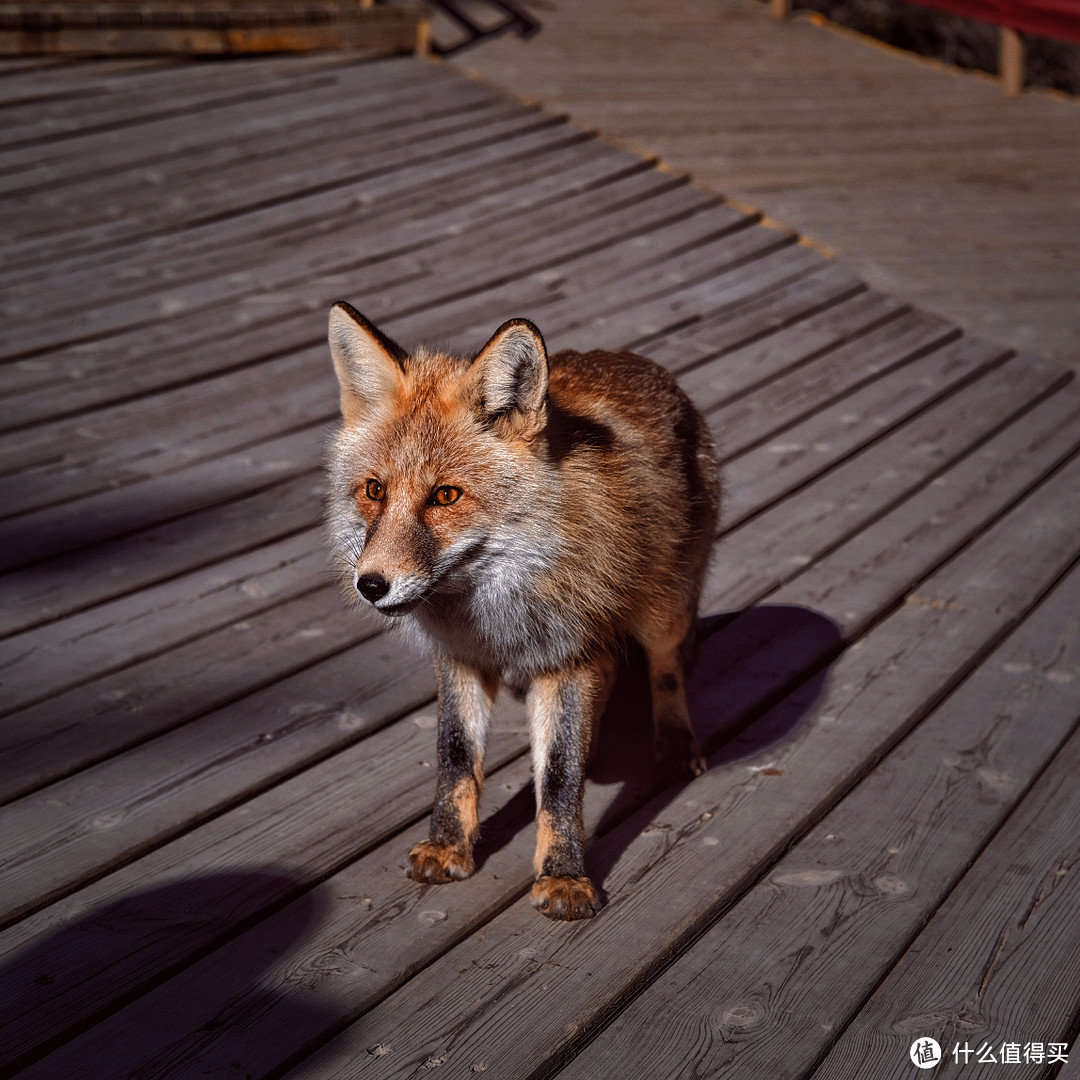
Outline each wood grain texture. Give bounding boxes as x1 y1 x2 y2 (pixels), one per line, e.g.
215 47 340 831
451 0 1080 368
561 556 1080 1080
810 729 1080 1080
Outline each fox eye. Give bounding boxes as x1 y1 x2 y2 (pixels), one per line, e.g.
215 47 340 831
365 479 385 501
432 485 462 506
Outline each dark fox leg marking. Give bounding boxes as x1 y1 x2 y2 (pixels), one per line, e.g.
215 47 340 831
408 656 496 884
643 632 706 777
527 665 606 920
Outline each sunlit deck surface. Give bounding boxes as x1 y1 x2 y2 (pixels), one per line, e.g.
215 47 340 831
452 0 1080 370
2 50 1080 1080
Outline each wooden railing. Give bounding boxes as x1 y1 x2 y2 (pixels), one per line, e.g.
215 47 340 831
768 0 1080 95
0 0 430 55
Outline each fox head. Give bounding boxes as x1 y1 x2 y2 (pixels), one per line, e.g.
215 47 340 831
326 302 557 620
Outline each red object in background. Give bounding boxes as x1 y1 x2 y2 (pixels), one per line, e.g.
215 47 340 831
910 0 1080 45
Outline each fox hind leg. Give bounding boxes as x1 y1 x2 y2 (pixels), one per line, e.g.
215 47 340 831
586 650 617 767
408 656 497 884
527 662 610 920
638 614 707 778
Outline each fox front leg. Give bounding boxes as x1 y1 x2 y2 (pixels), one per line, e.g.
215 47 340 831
408 656 497 884
527 663 607 921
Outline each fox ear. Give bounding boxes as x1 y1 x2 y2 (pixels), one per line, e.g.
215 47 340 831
328 302 407 426
471 319 548 429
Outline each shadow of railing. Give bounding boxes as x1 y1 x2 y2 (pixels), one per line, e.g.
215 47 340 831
0 871 328 1078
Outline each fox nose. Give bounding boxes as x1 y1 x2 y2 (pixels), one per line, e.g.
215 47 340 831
356 573 390 604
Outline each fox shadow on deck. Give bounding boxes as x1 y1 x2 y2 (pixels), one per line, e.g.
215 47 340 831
473 604 844 897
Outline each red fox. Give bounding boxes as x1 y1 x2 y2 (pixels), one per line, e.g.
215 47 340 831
326 303 720 920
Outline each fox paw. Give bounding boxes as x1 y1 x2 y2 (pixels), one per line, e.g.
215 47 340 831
653 727 707 777
531 875 603 921
407 840 474 884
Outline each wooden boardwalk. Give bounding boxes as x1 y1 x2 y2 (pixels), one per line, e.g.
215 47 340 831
450 0 1080 370
2 50 1080 1080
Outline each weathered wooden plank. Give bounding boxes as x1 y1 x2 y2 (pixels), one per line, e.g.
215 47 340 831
0 53 417 129
344 208 783 367
13 124 633 289
14 168 709 357
5 125 633 294
2 170 704 465
0 55 368 186
0 55 165 100
811 734 1080 1080
707 359 1078 613
1 111 596 289
719 334 1012 523
1 99 564 283
524 75 1078 133
1 85 511 252
10 161 640 389
0 53 412 160
0 695 531 1073
0 347 335 515
649 282 902 396
0 108 574 277
0 55 323 136
0 75 497 228
0 747 535 1077
0 138 638 413
632 259 869 358
490 238 813 359
0 583 371 803
0 423 322 573
0 469 324 638
122 392 1080 1080
708 307 960 452
0 528 328 715
0 620 440 927
560 555 1080 1080
4 110 561 282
